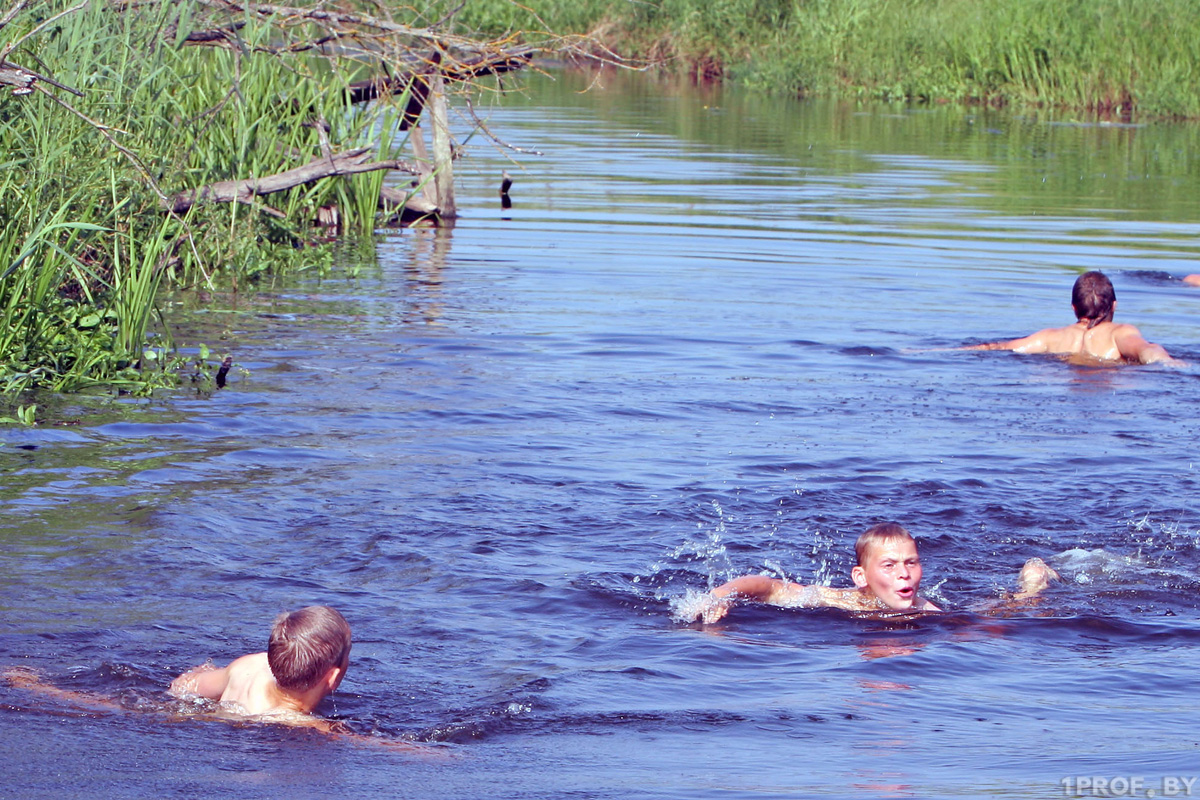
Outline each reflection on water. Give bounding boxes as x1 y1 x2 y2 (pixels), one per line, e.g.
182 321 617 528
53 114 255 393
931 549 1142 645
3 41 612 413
3 68 1200 798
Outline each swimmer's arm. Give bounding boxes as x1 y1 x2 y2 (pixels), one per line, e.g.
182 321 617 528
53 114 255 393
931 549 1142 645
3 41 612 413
328 727 455 759
264 711 452 759
2 667 123 712
1112 325 1178 365
169 662 232 700
701 576 836 622
965 330 1052 354
711 575 798 604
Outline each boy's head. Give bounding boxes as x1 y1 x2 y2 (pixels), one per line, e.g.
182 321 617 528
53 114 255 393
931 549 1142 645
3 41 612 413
851 523 924 610
1071 271 1116 329
268 606 352 696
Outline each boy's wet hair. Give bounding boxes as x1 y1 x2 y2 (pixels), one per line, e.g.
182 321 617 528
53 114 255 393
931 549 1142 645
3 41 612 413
1071 271 1116 329
854 522 915 566
267 606 352 693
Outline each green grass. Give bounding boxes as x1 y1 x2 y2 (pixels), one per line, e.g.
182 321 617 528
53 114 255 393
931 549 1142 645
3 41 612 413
0 0 422 397
452 0 1200 118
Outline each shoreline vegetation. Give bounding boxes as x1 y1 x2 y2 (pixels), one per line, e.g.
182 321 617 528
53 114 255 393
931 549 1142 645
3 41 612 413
0 0 557 404
3 1 1196 410
457 0 1200 120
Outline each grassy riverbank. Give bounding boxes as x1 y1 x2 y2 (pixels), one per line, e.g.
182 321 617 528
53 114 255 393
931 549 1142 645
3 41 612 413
1 3 388 395
0 1 514 400
460 0 1200 118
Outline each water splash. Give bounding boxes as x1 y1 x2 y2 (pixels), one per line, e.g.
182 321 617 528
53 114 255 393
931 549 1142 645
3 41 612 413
664 498 734 587
1050 547 1143 585
668 587 718 623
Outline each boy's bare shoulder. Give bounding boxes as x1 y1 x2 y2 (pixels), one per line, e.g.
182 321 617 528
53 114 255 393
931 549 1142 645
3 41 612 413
227 652 270 674
1020 324 1083 354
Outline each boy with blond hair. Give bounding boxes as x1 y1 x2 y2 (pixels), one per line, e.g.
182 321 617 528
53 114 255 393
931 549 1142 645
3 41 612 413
170 605 351 722
8 606 440 752
694 522 1055 623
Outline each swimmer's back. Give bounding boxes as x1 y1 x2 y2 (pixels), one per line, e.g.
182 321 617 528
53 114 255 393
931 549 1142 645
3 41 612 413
217 653 279 715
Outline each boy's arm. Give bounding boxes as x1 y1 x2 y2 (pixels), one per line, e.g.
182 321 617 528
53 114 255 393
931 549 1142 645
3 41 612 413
3 667 123 712
1112 325 1177 365
169 662 232 700
965 330 1051 354
711 575 795 604
700 575 830 622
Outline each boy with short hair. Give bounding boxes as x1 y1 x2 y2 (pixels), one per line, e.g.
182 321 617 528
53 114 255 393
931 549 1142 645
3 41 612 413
694 522 1055 623
969 270 1176 364
170 605 351 722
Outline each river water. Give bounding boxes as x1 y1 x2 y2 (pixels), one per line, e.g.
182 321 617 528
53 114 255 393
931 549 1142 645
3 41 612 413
3 68 1200 799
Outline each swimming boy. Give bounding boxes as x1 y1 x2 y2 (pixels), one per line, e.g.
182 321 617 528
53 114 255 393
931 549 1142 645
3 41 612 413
8 606 439 753
967 271 1176 364
693 522 1056 623
170 605 351 724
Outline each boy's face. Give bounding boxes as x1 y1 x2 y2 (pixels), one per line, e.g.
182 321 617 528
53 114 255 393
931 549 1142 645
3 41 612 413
851 538 923 610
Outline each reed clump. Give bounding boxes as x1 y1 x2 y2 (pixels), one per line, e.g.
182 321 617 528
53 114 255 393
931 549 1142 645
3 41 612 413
455 0 1200 119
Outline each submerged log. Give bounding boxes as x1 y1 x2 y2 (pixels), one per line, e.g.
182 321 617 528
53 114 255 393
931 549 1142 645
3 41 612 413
163 147 419 215
380 185 438 224
428 71 456 219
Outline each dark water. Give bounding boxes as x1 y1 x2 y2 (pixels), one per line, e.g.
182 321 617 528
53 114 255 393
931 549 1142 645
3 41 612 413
4 68 1200 799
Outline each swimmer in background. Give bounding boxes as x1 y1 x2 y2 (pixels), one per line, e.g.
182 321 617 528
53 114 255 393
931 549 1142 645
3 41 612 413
691 522 1057 624
1184 275 1200 287
169 605 351 728
967 270 1178 364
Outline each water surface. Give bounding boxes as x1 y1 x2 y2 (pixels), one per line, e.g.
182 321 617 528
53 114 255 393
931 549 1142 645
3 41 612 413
3 68 1200 799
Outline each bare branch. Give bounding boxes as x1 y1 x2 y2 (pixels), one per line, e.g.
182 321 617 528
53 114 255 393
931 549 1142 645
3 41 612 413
163 147 420 214
181 0 483 49
0 1 28 32
463 95 543 156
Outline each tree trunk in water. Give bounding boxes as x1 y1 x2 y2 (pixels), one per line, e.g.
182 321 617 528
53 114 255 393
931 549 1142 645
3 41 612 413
428 72 457 220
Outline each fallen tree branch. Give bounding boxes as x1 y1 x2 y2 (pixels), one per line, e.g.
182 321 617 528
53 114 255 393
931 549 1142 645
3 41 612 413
162 147 420 214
